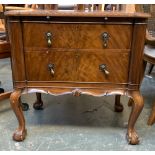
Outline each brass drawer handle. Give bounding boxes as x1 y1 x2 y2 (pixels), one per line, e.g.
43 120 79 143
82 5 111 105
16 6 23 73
101 32 110 48
48 64 55 77
99 64 110 75
46 32 52 47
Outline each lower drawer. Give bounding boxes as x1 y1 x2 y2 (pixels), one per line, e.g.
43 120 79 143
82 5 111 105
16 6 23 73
24 49 130 83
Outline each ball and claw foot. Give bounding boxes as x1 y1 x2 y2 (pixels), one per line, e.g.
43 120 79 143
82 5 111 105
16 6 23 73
127 129 139 145
21 103 29 111
13 128 27 142
114 103 124 112
33 100 43 110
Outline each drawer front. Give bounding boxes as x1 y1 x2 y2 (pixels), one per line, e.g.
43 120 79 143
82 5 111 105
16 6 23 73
23 23 132 50
77 50 130 83
25 50 129 83
25 50 76 81
78 24 132 49
23 23 78 49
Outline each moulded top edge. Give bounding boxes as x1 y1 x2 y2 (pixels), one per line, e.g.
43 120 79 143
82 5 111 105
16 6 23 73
5 10 151 18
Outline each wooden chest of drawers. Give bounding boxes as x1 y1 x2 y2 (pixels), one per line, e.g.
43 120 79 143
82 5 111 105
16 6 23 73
6 10 149 144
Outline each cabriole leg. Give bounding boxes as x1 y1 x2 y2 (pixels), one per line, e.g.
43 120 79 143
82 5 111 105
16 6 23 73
10 89 27 141
127 91 144 145
128 98 134 107
33 93 43 110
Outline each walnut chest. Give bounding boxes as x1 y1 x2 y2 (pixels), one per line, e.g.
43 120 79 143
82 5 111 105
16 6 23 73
6 10 149 144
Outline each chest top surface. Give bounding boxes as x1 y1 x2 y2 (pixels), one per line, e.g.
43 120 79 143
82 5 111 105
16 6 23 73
5 10 150 18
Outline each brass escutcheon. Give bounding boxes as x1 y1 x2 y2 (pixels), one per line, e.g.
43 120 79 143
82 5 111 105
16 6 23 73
101 32 110 48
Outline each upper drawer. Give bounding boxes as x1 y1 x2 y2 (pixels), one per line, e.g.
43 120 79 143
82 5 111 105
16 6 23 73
23 23 132 49
77 24 132 49
23 23 78 49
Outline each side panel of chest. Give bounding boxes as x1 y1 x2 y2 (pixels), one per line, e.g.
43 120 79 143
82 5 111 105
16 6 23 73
8 22 26 83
